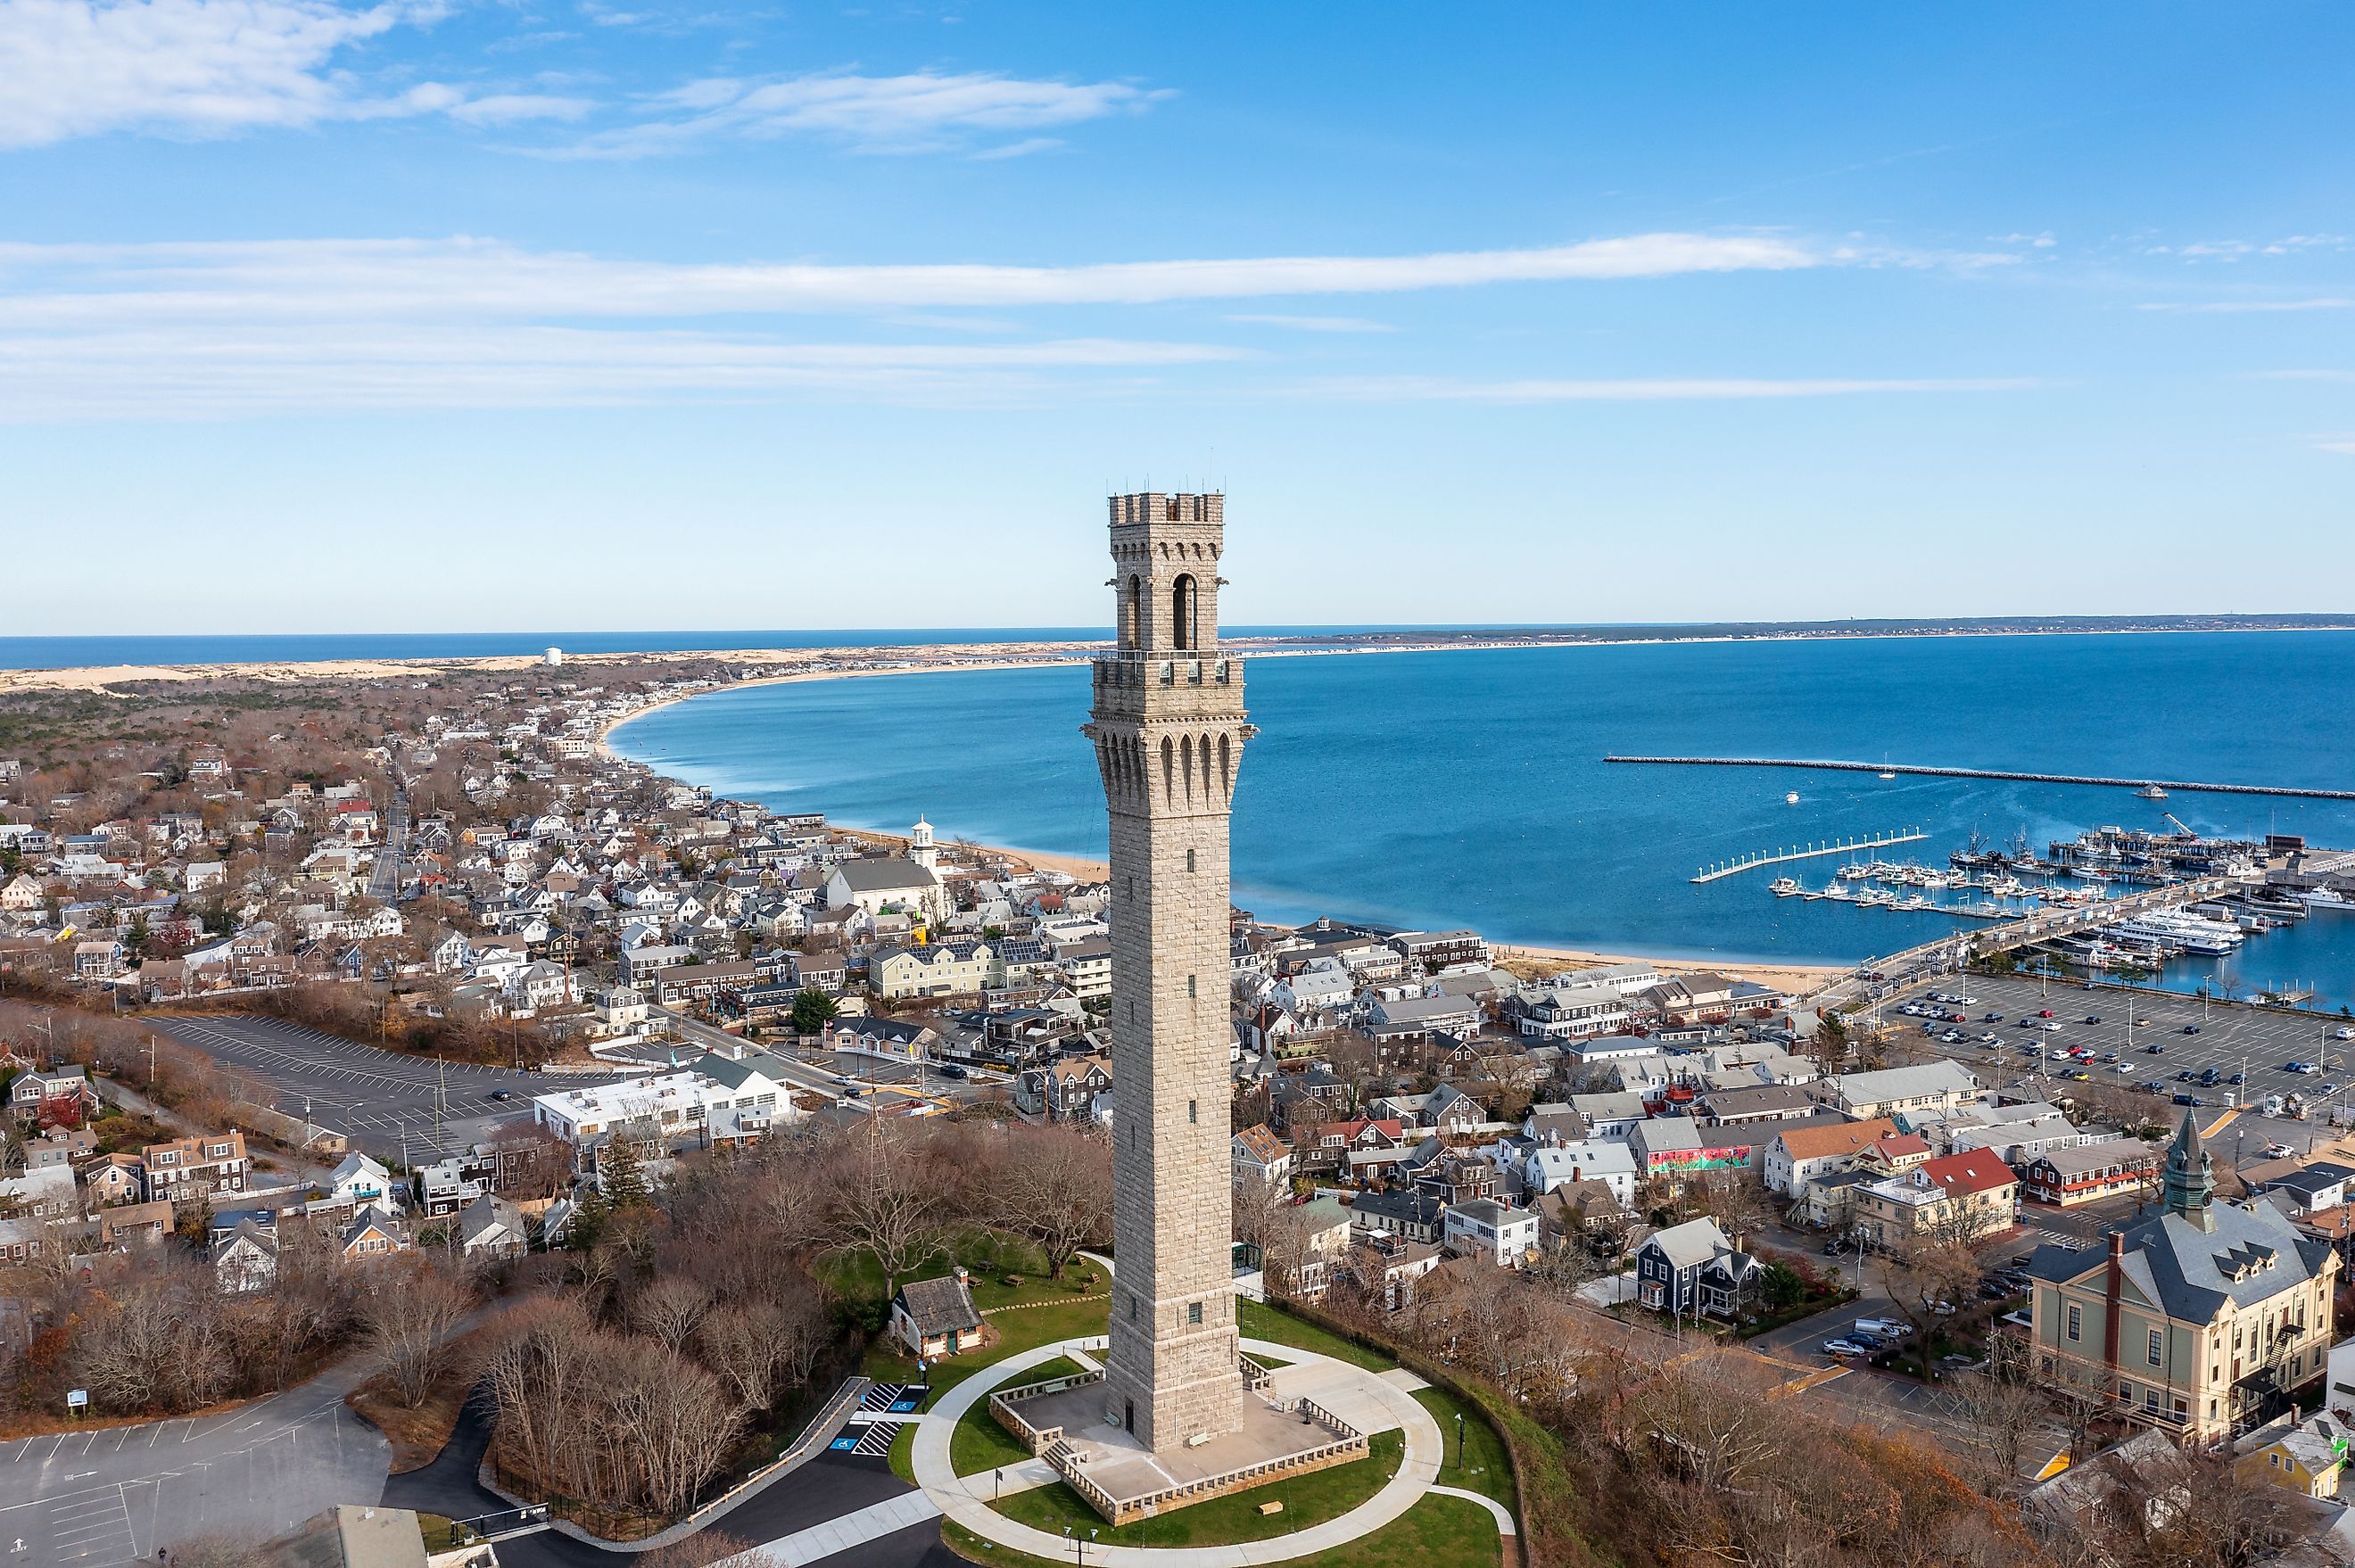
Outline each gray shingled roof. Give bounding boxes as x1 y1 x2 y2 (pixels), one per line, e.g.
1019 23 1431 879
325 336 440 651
896 1275 981 1334
2027 1199 2334 1322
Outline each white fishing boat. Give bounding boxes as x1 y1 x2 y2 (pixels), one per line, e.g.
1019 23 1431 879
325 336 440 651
1770 877 1802 896
2136 783 2169 800
2298 887 2353 912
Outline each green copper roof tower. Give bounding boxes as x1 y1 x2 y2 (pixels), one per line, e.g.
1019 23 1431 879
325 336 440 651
2162 1108 2216 1231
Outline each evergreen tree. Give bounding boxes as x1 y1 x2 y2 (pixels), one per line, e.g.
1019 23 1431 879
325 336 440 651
599 1135 651 1210
789 987 839 1036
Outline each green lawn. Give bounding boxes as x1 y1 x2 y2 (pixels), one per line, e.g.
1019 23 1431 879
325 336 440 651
943 1492 1500 1568
989 1431 1406 1547
1237 1300 1394 1372
952 1357 1087 1477
1413 1390 1514 1510
823 1229 1104 1317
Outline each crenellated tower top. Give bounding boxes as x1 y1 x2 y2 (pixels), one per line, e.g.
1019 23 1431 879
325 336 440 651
1108 491 1225 654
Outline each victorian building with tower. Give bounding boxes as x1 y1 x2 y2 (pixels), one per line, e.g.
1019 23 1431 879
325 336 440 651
2025 1110 2339 1444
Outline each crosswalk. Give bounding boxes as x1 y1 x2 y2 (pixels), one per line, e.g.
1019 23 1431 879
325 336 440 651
847 1421 903 1457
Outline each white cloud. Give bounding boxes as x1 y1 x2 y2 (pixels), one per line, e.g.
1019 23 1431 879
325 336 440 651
0 324 1245 416
0 232 1830 329
970 136 1062 161
1226 314 1396 334
448 92 597 126
1306 375 2040 402
0 231 1926 417
2316 438 2355 456
0 0 593 146
562 68 1167 158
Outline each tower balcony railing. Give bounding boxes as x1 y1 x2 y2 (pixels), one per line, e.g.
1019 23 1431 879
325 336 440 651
1092 654 1235 692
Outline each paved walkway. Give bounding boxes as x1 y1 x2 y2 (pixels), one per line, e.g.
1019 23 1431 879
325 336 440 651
1426 1486 1516 1537
1376 1368 1429 1393
909 1336 1446 1566
768 1492 945 1566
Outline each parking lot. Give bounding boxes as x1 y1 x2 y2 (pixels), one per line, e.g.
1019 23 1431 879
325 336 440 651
1884 972 2355 1126
0 1369 387 1565
156 1015 603 1162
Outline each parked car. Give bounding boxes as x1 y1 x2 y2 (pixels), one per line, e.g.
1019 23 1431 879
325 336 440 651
2085 1015 2103 1025
2184 1024 2202 1035
1822 1339 1869 1358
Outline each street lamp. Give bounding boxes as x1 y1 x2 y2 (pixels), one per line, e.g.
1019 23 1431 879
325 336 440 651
1454 1411 1465 1470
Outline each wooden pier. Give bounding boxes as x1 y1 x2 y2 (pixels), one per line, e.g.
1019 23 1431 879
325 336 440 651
1691 829 1929 884
1608 755 2355 801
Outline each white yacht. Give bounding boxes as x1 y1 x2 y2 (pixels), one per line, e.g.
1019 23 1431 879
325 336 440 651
1770 877 1803 896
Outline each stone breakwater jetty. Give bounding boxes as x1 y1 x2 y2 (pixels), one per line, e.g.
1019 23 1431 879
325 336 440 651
1606 755 2355 802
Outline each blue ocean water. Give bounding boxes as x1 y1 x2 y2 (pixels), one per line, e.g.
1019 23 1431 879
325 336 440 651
609 631 2355 1003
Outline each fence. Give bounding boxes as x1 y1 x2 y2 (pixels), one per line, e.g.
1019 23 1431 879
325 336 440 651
989 1368 1105 1455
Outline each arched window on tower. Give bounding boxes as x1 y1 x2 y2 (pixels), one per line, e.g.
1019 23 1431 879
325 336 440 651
1171 574 1197 651
1124 575 1143 649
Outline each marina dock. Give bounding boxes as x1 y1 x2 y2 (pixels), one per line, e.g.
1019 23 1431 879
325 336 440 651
1691 829 1928 883
1607 755 2355 801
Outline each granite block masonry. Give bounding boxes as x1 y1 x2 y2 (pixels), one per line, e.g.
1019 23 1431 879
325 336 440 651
1082 491 1255 1452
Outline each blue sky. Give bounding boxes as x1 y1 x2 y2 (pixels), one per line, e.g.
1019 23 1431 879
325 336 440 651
4 2 2351 633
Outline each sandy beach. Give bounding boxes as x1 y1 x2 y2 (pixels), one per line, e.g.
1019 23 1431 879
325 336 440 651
3 633 1850 990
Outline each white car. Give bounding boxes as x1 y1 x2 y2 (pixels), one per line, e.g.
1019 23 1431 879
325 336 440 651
2335 1027 2355 1042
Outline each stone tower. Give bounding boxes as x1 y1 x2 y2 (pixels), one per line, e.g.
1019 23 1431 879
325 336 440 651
1084 491 1252 1450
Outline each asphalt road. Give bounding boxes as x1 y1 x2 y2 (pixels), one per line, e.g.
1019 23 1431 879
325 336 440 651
365 789 409 904
0 1366 388 1565
156 1015 601 1162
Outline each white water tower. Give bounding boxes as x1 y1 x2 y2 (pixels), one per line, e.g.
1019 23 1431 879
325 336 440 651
544 647 563 668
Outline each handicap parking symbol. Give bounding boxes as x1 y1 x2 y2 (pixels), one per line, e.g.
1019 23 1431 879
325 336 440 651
829 1437 859 1451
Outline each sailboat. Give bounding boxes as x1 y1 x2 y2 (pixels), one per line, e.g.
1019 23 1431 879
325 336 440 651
1877 752 1896 780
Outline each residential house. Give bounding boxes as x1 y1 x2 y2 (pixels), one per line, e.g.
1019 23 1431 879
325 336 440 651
869 939 993 1001
211 1218 279 1293
1762 1118 1903 1200
1442 1198 1540 1267
339 1206 406 1260
1350 1187 1447 1244
98 1199 173 1249
143 1132 250 1207
1852 1147 2019 1249
79 1153 146 1207
1362 993 1482 1044
458 1194 528 1261
1633 1217 1763 1318
327 1151 399 1212
10 1066 98 1126
1053 937 1111 1000
2238 1413 2351 1499
1232 1125 1292 1188
1015 1056 1111 1122
1521 1141 1640 1206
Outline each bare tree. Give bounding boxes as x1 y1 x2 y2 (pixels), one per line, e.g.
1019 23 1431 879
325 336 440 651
1946 1367 2050 1495
819 1130 942 1299
357 1259 474 1407
989 1122 1112 1280
632 1275 714 1354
